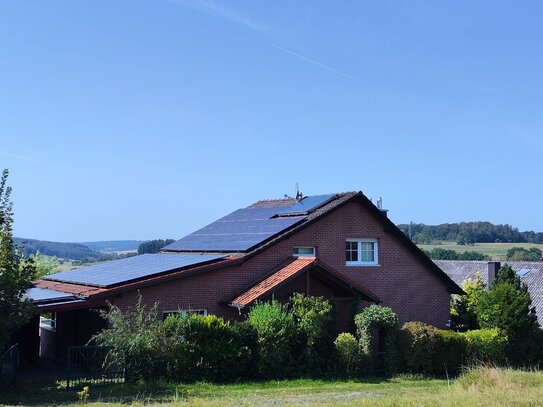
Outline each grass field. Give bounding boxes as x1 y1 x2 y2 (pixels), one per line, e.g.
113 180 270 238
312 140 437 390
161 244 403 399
417 241 543 260
1 367 542 406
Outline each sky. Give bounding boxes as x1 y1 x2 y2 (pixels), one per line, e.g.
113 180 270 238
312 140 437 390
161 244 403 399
1 1 542 242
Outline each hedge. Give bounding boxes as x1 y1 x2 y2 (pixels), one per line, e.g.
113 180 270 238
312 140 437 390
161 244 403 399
398 322 509 376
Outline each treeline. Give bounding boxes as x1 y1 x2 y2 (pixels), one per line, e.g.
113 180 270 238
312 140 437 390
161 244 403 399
424 248 490 261
13 238 101 260
398 222 543 245
138 239 176 254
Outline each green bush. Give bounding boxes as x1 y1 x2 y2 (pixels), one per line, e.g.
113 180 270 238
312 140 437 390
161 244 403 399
247 300 303 379
163 313 243 382
231 320 259 380
290 293 335 376
434 330 467 376
334 333 360 378
93 295 168 383
464 329 507 364
355 305 398 375
398 321 467 376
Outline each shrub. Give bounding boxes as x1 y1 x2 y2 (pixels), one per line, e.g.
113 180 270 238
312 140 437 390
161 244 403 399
464 329 507 364
398 321 467 376
247 300 302 379
163 313 241 382
93 295 168 383
433 330 467 376
334 333 360 378
290 293 335 376
231 320 259 380
355 305 398 375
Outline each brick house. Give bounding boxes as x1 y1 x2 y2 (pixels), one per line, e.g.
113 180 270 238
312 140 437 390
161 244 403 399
23 192 462 363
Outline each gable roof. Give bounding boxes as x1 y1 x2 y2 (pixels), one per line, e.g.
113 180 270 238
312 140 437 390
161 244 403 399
162 191 462 294
228 256 380 308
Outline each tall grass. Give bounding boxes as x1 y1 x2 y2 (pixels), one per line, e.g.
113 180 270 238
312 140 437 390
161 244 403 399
3 366 542 406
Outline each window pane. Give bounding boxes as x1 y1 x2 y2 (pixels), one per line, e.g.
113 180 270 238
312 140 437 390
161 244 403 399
346 241 358 262
360 242 375 262
361 249 375 262
294 247 315 256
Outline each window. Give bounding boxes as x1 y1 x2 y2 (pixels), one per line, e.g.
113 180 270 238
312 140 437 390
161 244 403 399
346 239 378 266
163 308 208 320
293 247 316 257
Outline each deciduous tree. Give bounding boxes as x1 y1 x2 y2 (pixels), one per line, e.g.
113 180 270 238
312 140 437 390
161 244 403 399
0 169 35 350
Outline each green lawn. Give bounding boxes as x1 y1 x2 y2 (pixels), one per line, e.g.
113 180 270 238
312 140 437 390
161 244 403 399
418 241 543 260
1 367 542 406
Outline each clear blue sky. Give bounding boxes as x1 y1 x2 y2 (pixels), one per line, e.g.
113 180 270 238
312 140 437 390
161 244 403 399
1 1 542 242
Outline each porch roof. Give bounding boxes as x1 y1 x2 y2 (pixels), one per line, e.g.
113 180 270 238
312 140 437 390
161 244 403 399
228 257 380 309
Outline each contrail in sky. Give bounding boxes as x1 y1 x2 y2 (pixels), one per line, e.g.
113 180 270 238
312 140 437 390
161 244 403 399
271 43 361 83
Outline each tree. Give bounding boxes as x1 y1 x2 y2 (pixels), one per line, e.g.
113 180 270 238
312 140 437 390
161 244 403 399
0 169 36 350
137 239 175 254
506 247 542 262
31 251 60 278
477 265 540 364
450 272 486 331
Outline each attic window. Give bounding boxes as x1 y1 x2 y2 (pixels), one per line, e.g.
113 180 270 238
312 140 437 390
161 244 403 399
293 247 316 257
517 268 531 277
346 239 378 266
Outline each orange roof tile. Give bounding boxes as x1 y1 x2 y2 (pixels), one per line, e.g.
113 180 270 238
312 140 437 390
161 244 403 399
230 257 316 307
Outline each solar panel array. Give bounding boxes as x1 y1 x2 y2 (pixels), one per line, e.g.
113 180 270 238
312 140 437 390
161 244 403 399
163 216 305 252
276 194 337 215
164 194 338 252
43 253 226 287
24 287 77 303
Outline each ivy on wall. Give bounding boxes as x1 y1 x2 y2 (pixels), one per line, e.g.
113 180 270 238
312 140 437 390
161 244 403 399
354 305 398 375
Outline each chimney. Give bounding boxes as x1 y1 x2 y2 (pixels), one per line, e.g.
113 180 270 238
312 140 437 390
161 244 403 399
376 196 389 218
487 261 501 286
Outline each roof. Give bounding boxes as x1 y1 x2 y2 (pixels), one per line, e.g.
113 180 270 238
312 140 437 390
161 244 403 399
43 253 226 288
436 260 543 321
28 191 463 310
24 287 78 303
162 194 338 252
228 256 380 308
238 192 463 294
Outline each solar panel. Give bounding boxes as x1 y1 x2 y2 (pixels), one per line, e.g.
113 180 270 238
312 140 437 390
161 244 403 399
218 207 290 221
276 194 337 215
43 253 226 288
163 216 306 252
24 287 77 303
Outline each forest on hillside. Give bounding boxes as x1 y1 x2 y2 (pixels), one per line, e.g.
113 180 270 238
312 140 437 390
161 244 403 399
13 238 101 260
397 222 543 245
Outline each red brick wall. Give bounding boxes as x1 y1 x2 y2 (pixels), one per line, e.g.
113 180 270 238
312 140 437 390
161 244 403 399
112 201 451 329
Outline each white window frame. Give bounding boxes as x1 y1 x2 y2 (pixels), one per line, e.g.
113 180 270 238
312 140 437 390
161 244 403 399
346 238 379 266
163 308 208 320
293 246 316 257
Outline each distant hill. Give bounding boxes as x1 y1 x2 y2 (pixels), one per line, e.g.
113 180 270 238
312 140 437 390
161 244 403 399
397 221 543 245
80 240 145 252
14 238 101 260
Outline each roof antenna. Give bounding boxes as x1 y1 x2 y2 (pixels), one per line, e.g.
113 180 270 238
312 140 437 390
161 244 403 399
295 182 303 201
